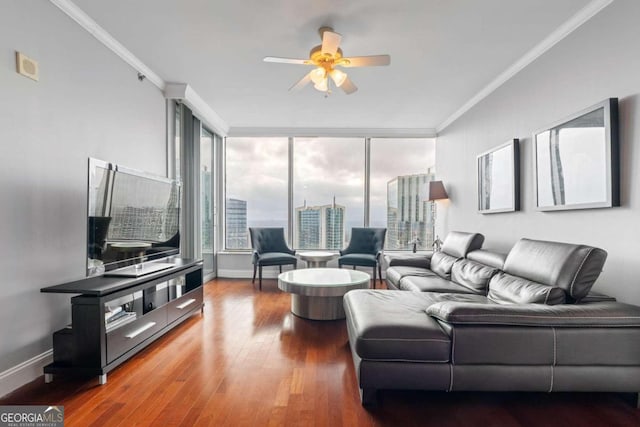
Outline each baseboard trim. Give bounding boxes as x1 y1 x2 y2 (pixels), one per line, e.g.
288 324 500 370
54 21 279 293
217 268 386 280
218 269 280 279
0 350 52 398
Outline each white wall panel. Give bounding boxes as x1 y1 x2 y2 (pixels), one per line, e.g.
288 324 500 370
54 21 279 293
436 0 640 304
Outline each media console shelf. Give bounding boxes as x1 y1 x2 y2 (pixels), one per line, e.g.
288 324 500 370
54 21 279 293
41 258 203 385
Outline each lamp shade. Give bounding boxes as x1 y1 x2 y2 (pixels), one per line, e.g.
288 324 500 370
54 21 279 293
329 69 347 87
310 67 326 85
428 180 449 201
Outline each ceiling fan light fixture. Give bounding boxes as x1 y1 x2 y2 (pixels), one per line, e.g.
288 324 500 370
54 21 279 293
329 69 347 87
310 67 326 85
313 78 328 92
265 26 389 95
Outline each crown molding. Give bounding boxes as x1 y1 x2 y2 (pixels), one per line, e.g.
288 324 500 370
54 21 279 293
436 0 614 134
50 0 165 90
164 83 230 136
50 0 611 138
227 127 437 138
51 0 231 135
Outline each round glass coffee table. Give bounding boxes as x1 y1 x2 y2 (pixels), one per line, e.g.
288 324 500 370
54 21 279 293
298 251 337 268
278 268 370 320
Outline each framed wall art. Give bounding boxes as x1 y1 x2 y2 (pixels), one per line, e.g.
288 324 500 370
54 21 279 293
477 139 520 214
533 98 619 211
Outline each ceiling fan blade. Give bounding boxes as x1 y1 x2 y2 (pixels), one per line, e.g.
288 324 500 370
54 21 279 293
321 30 342 55
341 55 391 67
340 77 358 95
289 71 313 92
264 56 310 65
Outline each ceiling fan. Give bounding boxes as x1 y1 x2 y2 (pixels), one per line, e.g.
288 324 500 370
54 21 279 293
264 27 391 95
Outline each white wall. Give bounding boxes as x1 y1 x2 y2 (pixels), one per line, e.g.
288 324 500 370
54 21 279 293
436 0 640 304
0 0 166 378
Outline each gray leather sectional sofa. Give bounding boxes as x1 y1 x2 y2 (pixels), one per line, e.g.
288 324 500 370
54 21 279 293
343 231 640 406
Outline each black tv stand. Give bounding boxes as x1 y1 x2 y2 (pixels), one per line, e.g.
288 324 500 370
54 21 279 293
40 258 203 385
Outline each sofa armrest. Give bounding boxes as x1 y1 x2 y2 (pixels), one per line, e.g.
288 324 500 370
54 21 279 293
384 253 433 269
426 300 640 327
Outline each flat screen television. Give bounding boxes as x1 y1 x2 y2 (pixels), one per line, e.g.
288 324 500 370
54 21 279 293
87 158 181 276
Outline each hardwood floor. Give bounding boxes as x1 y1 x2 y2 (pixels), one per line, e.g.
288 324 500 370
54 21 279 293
2 278 639 426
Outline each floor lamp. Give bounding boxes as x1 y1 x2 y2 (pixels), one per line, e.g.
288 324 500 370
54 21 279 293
428 180 449 252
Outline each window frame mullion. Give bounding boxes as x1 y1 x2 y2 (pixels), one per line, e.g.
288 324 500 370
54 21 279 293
288 137 294 245
364 137 371 227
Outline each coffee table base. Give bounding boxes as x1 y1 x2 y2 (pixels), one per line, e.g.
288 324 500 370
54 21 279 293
291 294 345 320
305 260 329 268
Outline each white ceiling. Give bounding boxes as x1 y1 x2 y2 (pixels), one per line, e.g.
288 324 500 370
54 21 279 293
71 0 594 133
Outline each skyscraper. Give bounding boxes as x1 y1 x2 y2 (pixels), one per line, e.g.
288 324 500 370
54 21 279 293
294 200 345 249
386 171 435 250
226 198 248 249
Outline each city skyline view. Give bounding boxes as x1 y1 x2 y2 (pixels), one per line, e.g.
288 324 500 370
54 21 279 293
224 172 436 251
386 172 436 250
224 137 436 250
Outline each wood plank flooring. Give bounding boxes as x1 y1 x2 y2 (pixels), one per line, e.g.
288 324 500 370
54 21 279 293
2 278 640 426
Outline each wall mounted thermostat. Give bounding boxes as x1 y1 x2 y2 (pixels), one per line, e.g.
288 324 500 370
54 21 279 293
16 51 39 81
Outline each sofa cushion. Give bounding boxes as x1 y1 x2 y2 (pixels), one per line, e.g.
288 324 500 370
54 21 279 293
399 275 472 293
487 272 566 305
343 290 451 362
430 251 458 280
451 259 499 295
386 266 437 288
256 252 297 265
426 300 640 327
441 231 485 258
385 254 432 269
420 292 491 304
581 291 617 303
466 250 507 270
503 238 607 302
339 253 377 267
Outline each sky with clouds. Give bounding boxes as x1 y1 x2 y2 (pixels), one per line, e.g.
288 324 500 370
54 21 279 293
225 137 435 228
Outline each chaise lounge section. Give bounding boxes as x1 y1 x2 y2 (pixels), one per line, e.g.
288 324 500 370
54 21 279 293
344 231 640 406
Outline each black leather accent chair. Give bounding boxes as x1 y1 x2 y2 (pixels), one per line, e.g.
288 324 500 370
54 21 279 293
339 228 387 288
249 227 297 290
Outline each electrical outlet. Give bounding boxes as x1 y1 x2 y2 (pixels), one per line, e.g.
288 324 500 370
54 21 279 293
16 51 39 81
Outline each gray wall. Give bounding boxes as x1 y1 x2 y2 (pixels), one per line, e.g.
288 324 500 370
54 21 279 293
436 0 640 304
0 1 166 372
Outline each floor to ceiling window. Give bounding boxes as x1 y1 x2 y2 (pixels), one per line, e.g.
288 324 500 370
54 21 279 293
174 106 181 181
200 127 215 276
370 138 436 250
293 138 365 250
225 137 289 249
223 136 435 251
171 102 222 280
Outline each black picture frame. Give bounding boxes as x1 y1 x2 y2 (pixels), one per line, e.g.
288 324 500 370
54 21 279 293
533 98 619 211
477 139 520 214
